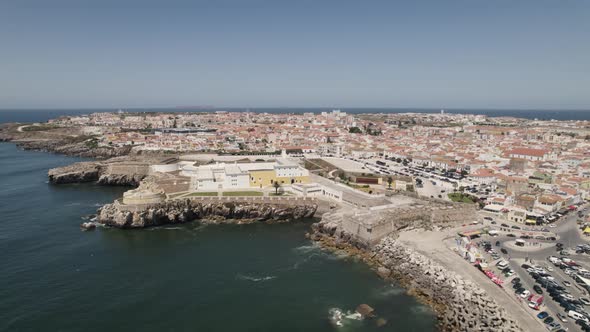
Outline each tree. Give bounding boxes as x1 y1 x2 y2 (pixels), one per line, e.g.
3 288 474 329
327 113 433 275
348 126 362 134
273 181 281 195
387 176 393 189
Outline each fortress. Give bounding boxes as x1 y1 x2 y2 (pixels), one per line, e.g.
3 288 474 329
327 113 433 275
319 195 477 247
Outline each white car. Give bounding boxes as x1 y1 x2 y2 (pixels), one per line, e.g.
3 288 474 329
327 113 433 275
520 290 531 298
580 297 590 306
549 224 557 228
568 310 589 323
562 294 575 301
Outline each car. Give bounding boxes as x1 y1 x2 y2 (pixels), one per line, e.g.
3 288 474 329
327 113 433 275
507 234 516 237
545 322 561 331
520 290 531 298
557 313 568 322
533 285 543 294
522 264 532 269
491 221 497 225
538 311 549 319
511 225 521 229
580 298 590 306
501 248 508 254
564 281 572 287
513 283 522 289
496 241 501 246
570 310 590 323
501 223 509 227
544 316 555 324
512 277 521 284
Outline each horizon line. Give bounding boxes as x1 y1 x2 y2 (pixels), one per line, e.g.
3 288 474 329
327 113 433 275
0 107 589 112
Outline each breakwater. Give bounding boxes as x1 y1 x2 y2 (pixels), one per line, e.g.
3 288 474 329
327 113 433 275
97 197 318 228
310 220 522 332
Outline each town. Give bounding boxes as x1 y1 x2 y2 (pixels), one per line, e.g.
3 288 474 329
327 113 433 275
30 109 590 331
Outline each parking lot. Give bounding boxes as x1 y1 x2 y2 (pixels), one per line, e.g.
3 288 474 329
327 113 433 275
468 205 590 332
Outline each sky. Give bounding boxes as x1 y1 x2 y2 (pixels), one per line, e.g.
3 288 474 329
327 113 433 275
0 0 589 110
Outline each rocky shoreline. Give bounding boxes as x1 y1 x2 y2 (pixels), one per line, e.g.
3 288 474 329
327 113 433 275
0 123 130 159
47 161 147 186
309 220 522 332
97 199 318 228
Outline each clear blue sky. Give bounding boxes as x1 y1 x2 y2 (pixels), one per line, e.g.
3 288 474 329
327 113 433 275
1 0 589 109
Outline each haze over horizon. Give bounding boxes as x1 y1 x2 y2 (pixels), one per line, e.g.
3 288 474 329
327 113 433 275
1 0 589 110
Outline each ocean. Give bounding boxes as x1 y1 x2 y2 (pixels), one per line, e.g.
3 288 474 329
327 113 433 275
0 142 436 331
1 108 590 123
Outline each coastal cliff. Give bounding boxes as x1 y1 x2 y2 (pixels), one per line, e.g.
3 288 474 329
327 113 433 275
97 199 318 228
309 219 522 332
0 123 131 159
47 157 160 185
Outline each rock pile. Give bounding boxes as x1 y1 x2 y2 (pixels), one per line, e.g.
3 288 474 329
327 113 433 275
373 237 522 332
97 199 318 228
309 221 522 332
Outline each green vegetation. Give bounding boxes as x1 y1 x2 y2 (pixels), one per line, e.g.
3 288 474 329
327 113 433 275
270 192 291 196
85 138 99 149
222 191 263 197
187 192 218 197
448 193 477 203
21 124 58 132
348 126 362 134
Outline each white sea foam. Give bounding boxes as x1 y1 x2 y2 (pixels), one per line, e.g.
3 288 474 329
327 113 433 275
379 287 405 297
236 274 276 282
293 243 320 253
410 305 432 315
329 307 363 328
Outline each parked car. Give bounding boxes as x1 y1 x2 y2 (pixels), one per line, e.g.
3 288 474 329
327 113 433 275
533 285 543 294
537 311 549 319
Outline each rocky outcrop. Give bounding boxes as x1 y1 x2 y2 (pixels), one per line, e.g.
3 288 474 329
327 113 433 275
11 139 130 159
48 161 148 186
97 173 145 186
0 123 131 159
97 199 318 228
48 162 101 184
309 220 522 332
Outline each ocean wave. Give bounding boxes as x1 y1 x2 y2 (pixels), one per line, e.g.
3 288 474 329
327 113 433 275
329 307 363 328
292 243 320 253
65 202 82 206
236 274 276 282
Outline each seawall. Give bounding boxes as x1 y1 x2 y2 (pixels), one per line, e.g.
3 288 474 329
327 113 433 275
309 219 522 332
